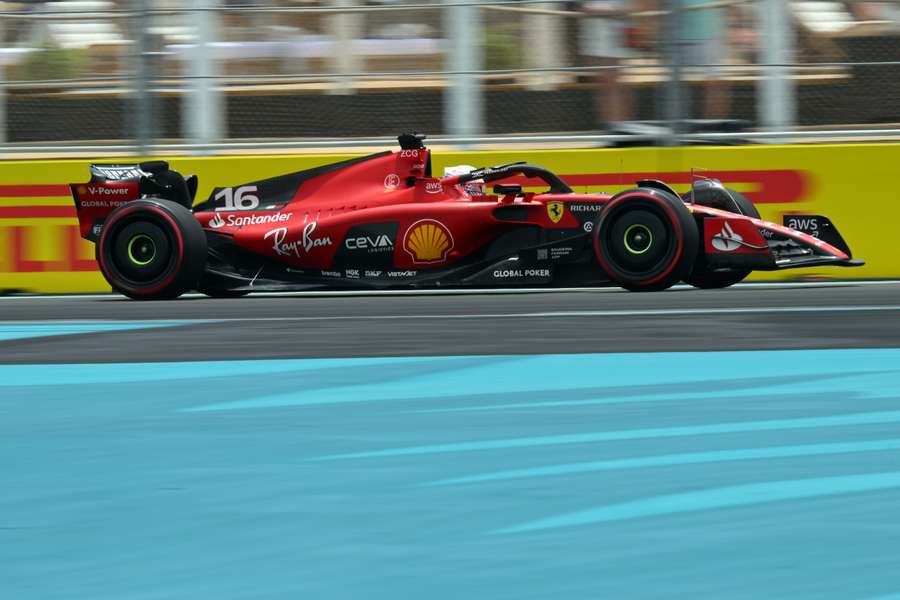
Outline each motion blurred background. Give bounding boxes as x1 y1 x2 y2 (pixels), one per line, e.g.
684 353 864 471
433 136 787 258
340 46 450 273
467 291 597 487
4 7 900 598
1 0 899 153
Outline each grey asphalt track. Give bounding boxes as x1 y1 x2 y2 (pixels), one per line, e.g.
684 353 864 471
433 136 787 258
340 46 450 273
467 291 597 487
1 282 899 363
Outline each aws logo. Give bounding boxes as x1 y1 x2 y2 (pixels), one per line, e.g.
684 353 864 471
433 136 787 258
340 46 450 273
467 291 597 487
403 219 454 264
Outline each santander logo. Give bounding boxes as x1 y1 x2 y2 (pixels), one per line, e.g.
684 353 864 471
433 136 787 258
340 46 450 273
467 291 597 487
207 212 292 229
712 222 743 252
208 213 226 229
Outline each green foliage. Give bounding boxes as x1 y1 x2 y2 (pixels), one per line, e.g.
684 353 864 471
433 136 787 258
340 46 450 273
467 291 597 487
15 43 88 81
484 25 523 72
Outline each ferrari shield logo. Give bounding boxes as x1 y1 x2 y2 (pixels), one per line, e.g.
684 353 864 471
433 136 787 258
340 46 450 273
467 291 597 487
546 201 564 223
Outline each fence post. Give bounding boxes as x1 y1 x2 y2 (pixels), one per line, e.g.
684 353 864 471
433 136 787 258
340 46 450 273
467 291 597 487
0 73 5 146
525 3 564 91
134 0 153 153
757 0 796 132
661 0 685 145
445 0 483 138
0 3 6 146
328 0 362 94
185 0 224 152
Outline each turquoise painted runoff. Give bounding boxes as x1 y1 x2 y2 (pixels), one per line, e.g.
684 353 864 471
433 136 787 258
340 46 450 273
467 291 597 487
0 320 208 342
2 348 900 599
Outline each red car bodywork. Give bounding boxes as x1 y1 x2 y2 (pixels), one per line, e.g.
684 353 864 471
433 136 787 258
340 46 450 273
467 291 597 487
70 136 861 297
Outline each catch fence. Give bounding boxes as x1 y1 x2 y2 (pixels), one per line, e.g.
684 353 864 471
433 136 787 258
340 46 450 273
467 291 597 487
1 0 900 153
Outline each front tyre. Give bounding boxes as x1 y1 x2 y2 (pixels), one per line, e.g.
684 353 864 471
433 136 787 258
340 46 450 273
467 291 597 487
685 267 750 289
97 199 207 300
594 188 699 291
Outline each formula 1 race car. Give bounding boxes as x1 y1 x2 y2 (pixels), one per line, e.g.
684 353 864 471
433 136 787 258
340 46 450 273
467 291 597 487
70 133 862 299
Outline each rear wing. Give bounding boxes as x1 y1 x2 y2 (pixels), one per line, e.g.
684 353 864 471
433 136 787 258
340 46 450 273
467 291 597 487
88 164 149 181
71 164 144 241
71 161 198 241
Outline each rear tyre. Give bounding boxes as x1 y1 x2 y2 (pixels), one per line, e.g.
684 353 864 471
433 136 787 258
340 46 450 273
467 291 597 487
685 186 760 290
97 199 207 300
594 188 699 291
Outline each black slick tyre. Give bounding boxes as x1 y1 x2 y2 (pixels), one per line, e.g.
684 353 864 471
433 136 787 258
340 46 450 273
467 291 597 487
593 188 699 292
685 186 760 290
97 199 207 300
198 287 251 299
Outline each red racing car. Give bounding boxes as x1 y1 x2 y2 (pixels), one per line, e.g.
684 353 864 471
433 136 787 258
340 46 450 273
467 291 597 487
70 133 862 299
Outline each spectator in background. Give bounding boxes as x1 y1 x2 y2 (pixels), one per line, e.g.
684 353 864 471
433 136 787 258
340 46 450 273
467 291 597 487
680 0 730 119
578 1 634 127
852 1 900 27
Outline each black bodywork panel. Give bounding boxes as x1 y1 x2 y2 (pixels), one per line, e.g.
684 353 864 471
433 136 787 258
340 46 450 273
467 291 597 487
198 226 607 292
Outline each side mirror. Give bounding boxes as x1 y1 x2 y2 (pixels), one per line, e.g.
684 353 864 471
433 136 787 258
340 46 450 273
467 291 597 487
493 184 522 196
139 160 169 175
398 132 427 150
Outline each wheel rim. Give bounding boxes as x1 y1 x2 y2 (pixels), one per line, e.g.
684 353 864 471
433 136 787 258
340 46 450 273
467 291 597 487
106 218 174 286
622 223 653 255
604 208 670 275
596 196 686 286
127 234 157 266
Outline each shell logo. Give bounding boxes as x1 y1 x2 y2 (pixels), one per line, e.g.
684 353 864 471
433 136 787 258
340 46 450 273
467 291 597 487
403 219 454 264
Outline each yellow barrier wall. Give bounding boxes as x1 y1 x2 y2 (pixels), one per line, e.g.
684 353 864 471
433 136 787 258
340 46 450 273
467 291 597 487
1 143 896 293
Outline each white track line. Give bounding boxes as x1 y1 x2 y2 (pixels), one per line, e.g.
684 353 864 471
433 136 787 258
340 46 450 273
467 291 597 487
202 305 900 322
3 305 893 324
1 280 899 301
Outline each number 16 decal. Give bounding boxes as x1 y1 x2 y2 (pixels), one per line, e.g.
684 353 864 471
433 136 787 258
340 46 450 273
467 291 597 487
215 185 260 211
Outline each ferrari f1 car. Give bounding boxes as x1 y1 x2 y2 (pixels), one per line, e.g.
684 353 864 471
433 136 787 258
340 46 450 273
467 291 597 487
70 133 862 299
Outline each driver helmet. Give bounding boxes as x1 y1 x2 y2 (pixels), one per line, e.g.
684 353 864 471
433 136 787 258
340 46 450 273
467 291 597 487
443 164 485 197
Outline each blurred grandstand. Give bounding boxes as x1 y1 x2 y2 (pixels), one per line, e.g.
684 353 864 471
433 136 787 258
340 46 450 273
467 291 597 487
0 0 899 152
